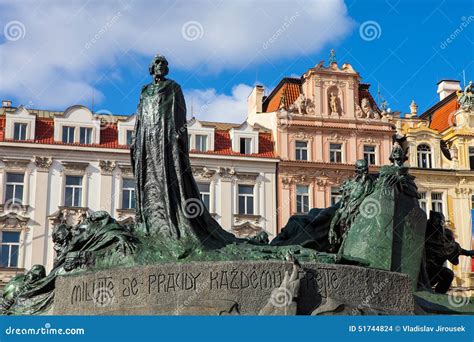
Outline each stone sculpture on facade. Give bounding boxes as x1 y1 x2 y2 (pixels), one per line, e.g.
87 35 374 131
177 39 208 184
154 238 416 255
457 80 473 111
288 93 315 115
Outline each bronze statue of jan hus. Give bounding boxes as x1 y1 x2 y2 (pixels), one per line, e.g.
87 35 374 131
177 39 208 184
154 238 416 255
130 54 238 248
424 211 474 294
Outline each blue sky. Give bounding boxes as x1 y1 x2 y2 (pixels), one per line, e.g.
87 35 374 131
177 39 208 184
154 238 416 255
0 0 473 122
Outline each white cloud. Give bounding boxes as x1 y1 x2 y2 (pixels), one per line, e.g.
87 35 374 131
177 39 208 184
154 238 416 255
0 0 354 110
186 83 253 123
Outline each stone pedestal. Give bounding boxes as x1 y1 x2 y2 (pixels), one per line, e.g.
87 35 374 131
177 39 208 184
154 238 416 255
53 261 414 315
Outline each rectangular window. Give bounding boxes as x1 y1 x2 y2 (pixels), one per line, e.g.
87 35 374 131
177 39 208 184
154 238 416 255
330 186 341 206
363 145 376 165
121 179 136 209
296 185 309 213
198 183 210 210
419 192 427 212
195 135 207 152
79 127 92 144
240 138 252 154
295 141 308 161
64 176 83 207
329 143 342 163
13 122 27 140
470 147 474 171
5 173 24 205
238 185 254 215
62 126 75 144
126 130 133 147
431 192 443 213
0 231 20 267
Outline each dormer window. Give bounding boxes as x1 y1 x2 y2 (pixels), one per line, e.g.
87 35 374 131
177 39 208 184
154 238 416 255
54 106 101 145
229 122 259 154
195 135 208 152
62 126 75 143
240 138 252 154
79 127 92 144
13 123 27 140
5 106 36 140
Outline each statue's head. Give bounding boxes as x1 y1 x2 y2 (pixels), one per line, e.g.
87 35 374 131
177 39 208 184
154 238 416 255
25 265 46 284
429 210 445 228
389 142 407 166
355 159 368 175
52 223 71 245
149 54 169 79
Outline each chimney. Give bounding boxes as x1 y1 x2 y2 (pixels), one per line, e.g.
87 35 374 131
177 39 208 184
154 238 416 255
437 80 460 101
2 100 12 108
247 85 264 115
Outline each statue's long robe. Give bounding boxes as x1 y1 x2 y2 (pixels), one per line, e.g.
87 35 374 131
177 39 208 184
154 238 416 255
131 79 237 249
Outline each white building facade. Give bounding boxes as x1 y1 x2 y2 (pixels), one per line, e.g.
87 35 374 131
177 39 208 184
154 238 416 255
0 102 278 286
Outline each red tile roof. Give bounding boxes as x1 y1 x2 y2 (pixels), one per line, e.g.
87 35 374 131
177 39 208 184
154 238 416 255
263 78 302 112
0 117 4 141
0 111 275 158
190 131 275 158
420 92 459 132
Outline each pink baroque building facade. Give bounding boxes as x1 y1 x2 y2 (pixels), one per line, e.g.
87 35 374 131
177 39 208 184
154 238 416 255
248 59 396 231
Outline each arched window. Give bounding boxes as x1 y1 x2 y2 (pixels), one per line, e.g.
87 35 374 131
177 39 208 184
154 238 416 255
417 144 432 168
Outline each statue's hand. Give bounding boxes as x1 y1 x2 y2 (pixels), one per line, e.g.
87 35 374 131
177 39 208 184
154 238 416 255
328 228 338 246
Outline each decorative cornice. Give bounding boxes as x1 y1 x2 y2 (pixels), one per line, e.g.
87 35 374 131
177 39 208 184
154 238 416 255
192 166 216 179
117 163 133 176
217 167 236 180
1 158 31 170
60 161 89 172
99 160 117 175
34 156 53 171
0 212 29 230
